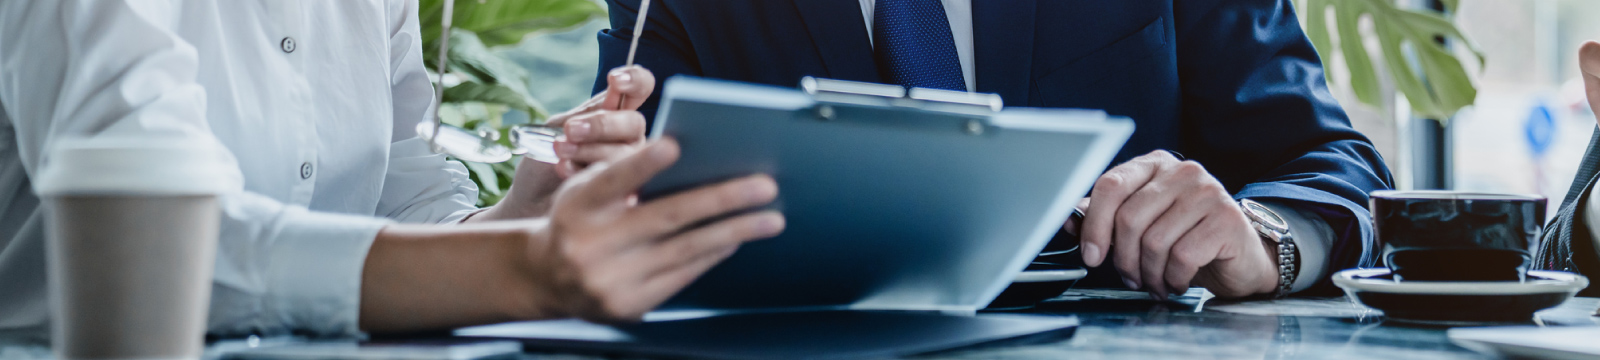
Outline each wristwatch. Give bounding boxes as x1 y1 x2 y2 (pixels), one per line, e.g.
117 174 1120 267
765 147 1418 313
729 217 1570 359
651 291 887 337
1239 199 1298 299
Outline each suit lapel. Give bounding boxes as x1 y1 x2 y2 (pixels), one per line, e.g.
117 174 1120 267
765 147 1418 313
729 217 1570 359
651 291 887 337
1565 129 1600 206
791 0 881 82
972 0 1036 106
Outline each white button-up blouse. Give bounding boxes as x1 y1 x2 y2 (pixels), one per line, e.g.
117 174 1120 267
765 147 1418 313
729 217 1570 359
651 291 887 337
0 0 479 337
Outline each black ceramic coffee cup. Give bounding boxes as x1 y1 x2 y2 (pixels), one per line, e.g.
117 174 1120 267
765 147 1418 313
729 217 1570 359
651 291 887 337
1370 191 1546 282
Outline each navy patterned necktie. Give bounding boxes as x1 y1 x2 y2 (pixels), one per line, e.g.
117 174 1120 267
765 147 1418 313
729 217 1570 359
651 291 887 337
872 0 967 91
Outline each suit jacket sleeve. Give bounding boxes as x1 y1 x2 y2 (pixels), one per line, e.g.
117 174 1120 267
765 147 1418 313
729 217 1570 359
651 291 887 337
1174 0 1395 291
1538 129 1600 297
594 0 698 127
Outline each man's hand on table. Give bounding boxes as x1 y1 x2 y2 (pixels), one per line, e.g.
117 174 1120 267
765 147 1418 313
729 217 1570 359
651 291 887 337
471 66 656 221
1073 150 1279 299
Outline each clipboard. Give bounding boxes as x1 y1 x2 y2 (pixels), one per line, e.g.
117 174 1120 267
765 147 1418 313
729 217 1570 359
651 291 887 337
638 76 1135 312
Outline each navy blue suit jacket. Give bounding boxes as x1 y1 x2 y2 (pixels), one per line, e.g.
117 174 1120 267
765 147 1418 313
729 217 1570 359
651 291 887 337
594 0 1395 291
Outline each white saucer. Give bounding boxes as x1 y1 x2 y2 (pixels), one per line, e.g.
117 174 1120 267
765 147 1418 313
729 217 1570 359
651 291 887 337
1012 268 1089 283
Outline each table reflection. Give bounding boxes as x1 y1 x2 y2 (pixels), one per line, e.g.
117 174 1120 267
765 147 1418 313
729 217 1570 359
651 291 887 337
918 289 1600 359
1 291 1596 360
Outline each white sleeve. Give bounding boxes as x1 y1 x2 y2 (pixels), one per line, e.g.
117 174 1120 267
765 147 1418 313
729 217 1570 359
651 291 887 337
374 0 481 224
0 0 226 159
0 0 391 338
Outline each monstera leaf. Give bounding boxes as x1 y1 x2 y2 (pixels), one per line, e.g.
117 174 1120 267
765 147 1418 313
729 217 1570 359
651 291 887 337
1298 0 1483 120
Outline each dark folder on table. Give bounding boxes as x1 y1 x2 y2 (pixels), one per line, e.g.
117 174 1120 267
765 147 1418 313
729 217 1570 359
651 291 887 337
456 77 1134 359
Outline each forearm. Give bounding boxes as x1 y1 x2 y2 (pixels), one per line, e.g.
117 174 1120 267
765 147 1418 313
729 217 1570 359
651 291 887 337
358 220 554 333
464 196 550 224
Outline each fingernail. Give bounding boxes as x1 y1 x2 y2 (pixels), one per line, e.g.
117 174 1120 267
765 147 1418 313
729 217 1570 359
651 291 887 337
747 179 777 202
613 71 633 85
554 142 577 158
1082 243 1101 266
566 120 591 141
1122 277 1139 290
759 214 786 236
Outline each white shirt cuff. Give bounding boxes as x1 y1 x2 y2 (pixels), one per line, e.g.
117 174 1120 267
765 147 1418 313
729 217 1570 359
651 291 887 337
1256 200 1334 294
264 207 390 336
1584 184 1600 255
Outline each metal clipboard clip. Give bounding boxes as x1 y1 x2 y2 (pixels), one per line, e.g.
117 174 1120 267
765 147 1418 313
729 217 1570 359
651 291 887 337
800 77 1003 135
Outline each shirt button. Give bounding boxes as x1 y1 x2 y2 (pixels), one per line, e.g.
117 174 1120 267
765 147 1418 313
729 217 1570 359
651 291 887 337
299 162 313 179
280 37 296 53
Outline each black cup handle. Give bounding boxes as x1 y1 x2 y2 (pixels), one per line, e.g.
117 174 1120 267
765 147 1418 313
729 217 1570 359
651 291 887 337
1039 208 1086 256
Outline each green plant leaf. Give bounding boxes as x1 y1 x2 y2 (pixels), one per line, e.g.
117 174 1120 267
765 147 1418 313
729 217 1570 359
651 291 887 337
1298 0 1484 120
1335 0 1384 106
435 30 550 119
466 161 502 196
416 0 602 207
1303 0 1335 73
420 0 605 51
443 82 538 115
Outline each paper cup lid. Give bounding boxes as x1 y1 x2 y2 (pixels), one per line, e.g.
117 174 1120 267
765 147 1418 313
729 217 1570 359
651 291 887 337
34 136 243 196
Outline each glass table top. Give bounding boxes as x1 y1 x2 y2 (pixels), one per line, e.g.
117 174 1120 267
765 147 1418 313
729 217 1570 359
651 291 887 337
2 290 1596 360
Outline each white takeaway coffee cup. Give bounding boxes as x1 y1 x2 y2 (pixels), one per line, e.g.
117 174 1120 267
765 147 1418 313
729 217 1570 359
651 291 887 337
35 136 240 360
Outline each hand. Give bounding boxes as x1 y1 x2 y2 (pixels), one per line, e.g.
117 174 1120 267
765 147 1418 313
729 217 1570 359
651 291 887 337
359 140 781 331
1078 150 1278 299
548 65 657 178
1582 41 1600 124
522 139 784 323
472 66 658 221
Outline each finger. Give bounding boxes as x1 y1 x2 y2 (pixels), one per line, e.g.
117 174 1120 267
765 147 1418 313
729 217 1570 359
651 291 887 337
627 174 779 240
624 245 736 322
557 142 640 168
1060 198 1091 236
545 93 608 128
637 211 784 276
1133 160 1219 297
564 139 679 211
629 212 784 316
564 111 647 144
555 160 578 180
1081 150 1175 268
1581 41 1600 78
1139 192 1212 295
1163 214 1228 296
1580 41 1600 122
601 65 658 111
1112 162 1187 292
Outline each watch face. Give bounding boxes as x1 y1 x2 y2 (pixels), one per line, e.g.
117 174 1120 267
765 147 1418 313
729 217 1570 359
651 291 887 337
1243 200 1290 232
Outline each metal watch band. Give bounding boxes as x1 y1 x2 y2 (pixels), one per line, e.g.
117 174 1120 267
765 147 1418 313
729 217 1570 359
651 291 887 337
1239 199 1298 299
1273 233 1298 299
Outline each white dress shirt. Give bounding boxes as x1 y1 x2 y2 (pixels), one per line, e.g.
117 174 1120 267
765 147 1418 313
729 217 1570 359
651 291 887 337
857 0 1332 293
0 0 477 337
